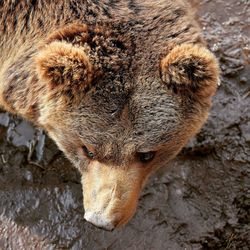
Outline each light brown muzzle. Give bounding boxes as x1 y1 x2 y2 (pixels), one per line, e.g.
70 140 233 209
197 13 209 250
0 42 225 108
82 161 149 230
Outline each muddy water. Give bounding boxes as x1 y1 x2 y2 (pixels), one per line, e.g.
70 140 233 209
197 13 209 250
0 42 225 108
0 0 249 249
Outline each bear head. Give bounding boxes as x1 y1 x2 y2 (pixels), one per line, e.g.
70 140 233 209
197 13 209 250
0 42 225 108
35 23 219 230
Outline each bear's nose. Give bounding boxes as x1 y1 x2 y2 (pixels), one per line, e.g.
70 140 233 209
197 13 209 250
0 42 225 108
84 211 115 231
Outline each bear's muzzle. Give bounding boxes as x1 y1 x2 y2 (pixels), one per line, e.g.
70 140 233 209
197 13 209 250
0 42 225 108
81 161 149 230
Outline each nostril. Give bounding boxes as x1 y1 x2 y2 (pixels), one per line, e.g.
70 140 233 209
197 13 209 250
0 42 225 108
84 211 115 231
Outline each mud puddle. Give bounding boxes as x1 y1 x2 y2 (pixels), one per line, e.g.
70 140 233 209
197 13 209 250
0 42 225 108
0 0 249 249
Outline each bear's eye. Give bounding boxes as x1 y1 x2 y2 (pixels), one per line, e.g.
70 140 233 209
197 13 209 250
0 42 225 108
138 151 156 164
82 146 94 159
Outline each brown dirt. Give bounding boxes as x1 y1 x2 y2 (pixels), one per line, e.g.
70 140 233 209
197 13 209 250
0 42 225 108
0 0 249 249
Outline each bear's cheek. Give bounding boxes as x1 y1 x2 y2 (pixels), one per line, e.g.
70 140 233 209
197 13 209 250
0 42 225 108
44 128 82 160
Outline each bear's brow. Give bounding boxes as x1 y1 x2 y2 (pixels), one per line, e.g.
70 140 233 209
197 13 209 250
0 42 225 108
81 129 177 152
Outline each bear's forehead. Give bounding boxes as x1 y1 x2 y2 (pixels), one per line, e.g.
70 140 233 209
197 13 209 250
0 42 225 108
72 83 182 152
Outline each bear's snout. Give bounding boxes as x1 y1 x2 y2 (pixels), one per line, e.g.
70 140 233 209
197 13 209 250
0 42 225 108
81 161 148 229
84 211 116 231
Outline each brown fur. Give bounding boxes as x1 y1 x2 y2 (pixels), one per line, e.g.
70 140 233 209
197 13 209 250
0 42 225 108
160 44 219 98
46 23 89 44
36 41 93 94
0 0 219 229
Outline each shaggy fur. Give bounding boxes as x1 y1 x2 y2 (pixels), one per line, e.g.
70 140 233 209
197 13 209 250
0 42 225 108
36 41 93 93
160 44 219 98
0 0 219 229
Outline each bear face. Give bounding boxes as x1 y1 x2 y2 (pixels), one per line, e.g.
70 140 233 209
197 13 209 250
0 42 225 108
0 1 219 230
33 23 219 230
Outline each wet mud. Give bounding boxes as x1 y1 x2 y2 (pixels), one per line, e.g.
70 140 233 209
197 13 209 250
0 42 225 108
0 0 249 249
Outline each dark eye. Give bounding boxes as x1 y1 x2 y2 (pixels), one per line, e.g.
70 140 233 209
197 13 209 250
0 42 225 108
138 151 156 163
82 146 95 159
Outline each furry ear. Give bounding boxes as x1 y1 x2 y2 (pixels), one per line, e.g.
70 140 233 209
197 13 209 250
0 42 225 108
160 44 219 98
35 41 93 92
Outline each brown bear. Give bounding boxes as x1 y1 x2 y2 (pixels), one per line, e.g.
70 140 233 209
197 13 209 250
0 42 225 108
0 0 219 230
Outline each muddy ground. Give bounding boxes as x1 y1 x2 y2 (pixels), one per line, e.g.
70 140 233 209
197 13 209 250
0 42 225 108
0 0 249 249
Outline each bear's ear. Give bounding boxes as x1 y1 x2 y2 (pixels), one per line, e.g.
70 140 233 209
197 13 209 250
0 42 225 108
160 44 219 98
35 41 93 92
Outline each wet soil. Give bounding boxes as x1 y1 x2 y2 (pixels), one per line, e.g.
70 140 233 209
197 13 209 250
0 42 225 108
0 0 249 249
